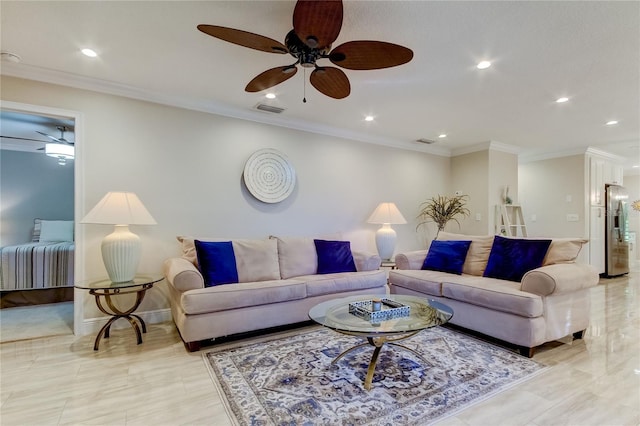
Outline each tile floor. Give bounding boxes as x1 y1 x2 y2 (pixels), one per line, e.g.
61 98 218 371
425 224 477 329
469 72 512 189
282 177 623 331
0 271 638 425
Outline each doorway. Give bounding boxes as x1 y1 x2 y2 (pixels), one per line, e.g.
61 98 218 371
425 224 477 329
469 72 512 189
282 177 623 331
0 101 84 339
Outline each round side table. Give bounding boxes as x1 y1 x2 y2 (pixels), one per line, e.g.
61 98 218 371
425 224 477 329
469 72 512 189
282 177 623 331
75 274 164 350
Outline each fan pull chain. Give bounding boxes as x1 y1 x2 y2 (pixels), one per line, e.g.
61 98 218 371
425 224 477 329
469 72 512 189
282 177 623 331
303 68 307 103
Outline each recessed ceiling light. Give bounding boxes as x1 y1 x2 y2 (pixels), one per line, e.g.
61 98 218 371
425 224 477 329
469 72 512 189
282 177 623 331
265 93 276 99
556 97 569 103
633 165 639 168
606 120 618 125
439 134 447 138
476 61 491 69
364 115 374 122
81 48 97 58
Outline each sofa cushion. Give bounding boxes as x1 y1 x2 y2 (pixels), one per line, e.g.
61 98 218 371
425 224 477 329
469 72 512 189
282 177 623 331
314 239 357 274
437 232 494 276
271 236 318 279
179 236 222 265
484 236 552 282
298 270 387 297
232 239 280 283
543 238 588 265
194 240 238 287
180 279 307 315
180 237 280 283
422 240 471 275
441 275 544 317
388 269 448 297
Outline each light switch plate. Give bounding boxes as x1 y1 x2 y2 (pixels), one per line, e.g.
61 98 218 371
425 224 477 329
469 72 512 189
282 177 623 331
566 213 579 222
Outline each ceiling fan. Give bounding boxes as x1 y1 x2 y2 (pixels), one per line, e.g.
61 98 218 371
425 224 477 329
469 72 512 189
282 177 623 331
37 126 74 146
37 127 75 165
197 0 414 100
0 126 74 145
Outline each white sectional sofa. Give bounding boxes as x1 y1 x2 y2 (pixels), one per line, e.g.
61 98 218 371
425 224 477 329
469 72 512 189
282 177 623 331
389 232 599 357
163 236 387 351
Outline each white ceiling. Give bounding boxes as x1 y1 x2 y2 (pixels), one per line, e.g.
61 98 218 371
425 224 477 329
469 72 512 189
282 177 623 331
1 1 638 171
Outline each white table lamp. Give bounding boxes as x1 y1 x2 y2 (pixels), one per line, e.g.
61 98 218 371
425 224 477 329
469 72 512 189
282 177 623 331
367 202 407 260
81 192 157 283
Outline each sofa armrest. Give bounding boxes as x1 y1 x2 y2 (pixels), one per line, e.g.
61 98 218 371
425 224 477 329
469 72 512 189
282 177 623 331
352 250 382 272
521 263 599 296
395 250 428 270
163 257 204 292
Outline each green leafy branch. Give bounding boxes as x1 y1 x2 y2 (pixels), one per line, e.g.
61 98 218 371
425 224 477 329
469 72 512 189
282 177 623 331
417 194 470 235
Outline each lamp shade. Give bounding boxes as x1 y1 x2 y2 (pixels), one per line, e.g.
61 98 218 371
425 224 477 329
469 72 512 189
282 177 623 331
81 192 156 283
367 202 407 225
81 192 156 225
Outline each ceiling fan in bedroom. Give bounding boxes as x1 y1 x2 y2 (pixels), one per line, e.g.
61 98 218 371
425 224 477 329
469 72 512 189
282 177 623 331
197 0 414 100
0 126 75 165
38 126 75 165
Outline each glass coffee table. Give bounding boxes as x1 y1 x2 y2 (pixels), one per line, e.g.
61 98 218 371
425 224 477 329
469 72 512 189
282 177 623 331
309 294 453 390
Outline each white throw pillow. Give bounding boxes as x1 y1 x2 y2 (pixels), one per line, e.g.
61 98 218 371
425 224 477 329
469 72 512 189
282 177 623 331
39 220 74 242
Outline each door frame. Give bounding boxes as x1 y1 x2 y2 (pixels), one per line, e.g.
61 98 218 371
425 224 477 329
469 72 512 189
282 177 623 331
1 100 85 336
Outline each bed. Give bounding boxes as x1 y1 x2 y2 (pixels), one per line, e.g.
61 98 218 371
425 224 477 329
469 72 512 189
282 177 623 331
0 219 75 307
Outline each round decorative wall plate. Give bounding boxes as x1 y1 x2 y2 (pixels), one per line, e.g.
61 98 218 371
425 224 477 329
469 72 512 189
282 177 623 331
243 148 296 203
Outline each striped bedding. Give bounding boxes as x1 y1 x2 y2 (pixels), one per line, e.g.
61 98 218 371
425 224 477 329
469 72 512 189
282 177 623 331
0 242 74 290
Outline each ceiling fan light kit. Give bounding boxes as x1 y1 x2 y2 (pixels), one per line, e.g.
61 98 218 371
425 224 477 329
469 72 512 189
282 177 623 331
198 0 413 100
45 143 74 165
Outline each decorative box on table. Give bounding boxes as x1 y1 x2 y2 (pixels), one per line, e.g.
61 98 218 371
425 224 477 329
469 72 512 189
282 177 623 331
348 299 410 322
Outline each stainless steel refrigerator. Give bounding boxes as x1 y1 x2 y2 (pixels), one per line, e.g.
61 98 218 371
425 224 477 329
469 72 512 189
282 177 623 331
605 184 630 277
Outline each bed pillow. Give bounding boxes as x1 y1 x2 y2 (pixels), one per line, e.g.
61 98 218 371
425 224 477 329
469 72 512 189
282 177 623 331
314 239 357 274
32 219 43 242
483 236 552 282
422 240 472 275
39 220 74 242
194 240 239 287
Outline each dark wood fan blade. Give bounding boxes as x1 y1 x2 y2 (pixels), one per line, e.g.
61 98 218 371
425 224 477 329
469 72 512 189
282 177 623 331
310 67 350 99
293 0 343 49
197 25 288 54
329 41 414 70
245 66 298 92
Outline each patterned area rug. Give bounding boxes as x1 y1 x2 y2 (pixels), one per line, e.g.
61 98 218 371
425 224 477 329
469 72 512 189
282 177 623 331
204 326 548 425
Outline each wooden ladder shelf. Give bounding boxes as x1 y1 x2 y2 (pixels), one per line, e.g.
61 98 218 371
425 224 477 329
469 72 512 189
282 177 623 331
496 204 528 237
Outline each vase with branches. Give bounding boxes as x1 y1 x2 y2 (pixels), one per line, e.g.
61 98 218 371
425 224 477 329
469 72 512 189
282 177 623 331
417 194 470 237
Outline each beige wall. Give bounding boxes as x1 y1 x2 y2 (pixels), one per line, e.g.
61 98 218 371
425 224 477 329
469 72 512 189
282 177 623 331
451 150 488 235
451 147 518 235
1 76 450 326
489 150 519 233
519 155 587 239
625 174 640 262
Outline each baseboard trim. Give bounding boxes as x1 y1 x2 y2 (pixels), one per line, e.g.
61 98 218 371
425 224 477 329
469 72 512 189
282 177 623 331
80 308 172 335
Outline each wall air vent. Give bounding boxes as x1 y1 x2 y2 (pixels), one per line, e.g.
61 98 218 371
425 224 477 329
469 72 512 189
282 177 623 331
415 138 436 144
255 103 285 114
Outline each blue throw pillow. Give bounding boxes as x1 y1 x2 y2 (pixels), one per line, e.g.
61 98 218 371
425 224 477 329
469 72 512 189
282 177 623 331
422 240 472 275
314 239 357 274
194 240 239 287
483 236 552 282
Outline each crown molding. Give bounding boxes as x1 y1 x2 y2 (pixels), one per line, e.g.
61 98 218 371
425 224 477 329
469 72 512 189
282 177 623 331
451 140 522 157
1 63 452 157
584 147 627 163
519 146 626 164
